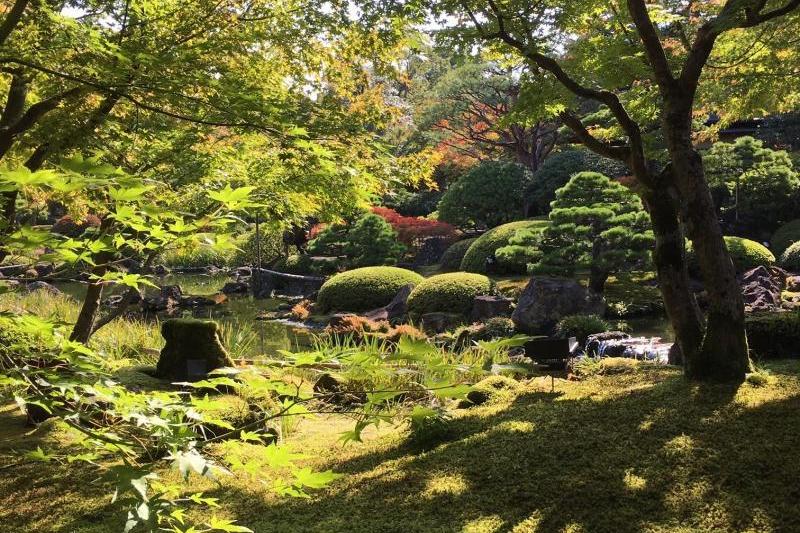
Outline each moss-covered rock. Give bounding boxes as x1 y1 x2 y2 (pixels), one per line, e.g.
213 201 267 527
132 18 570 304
407 272 493 318
771 219 800 256
460 219 549 274
687 236 775 275
316 266 424 313
155 319 234 381
779 241 800 272
439 237 477 272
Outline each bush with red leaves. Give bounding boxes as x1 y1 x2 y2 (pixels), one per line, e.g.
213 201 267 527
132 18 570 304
371 207 457 248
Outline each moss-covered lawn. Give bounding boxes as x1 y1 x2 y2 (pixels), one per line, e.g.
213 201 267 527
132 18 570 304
3 361 800 532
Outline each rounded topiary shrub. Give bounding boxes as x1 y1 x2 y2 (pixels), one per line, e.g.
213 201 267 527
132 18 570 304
460 220 549 274
779 242 800 272
771 219 800 255
407 272 493 317
439 237 477 272
687 236 775 275
316 267 424 313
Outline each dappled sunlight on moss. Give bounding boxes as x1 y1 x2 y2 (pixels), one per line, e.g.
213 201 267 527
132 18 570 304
422 472 469 498
461 515 504 532
623 469 647 492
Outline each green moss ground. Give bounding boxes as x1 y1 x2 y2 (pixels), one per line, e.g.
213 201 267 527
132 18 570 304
3 361 800 532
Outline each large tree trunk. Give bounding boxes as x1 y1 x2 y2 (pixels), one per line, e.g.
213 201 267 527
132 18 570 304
642 186 704 365
70 271 106 344
663 104 750 382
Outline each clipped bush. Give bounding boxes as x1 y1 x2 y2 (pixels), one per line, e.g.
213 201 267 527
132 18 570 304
439 237 477 272
779 242 800 272
461 219 550 274
687 236 775 275
407 272 493 318
771 219 800 255
273 254 341 276
308 213 406 268
316 267 424 313
554 314 612 345
746 312 800 359
523 148 628 216
438 161 529 229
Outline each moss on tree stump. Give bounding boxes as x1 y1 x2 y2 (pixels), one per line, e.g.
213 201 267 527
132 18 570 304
155 318 234 381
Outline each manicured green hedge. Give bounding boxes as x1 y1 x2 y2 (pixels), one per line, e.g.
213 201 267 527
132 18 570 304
460 219 549 274
407 272 493 317
771 219 800 256
746 312 800 359
687 236 775 275
439 238 477 272
316 267 424 313
274 254 341 276
779 242 800 272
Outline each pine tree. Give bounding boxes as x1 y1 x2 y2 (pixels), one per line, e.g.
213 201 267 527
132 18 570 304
532 172 653 294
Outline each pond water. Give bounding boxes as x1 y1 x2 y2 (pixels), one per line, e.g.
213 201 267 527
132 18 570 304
55 272 673 359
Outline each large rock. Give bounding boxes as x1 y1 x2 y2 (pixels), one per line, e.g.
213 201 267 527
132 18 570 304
585 331 632 356
142 284 183 312
511 277 604 334
24 281 61 295
740 266 786 313
155 319 234 381
413 236 452 267
585 332 672 362
471 295 513 322
363 284 414 322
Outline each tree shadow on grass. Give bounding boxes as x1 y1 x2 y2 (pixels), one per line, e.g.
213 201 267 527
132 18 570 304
211 372 800 533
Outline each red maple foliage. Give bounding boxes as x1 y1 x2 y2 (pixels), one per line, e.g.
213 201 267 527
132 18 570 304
371 207 457 247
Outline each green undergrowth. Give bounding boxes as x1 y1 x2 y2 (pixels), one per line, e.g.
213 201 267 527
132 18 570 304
2 360 800 532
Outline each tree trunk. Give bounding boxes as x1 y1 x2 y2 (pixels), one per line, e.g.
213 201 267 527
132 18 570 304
663 104 750 382
70 269 106 344
642 187 704 366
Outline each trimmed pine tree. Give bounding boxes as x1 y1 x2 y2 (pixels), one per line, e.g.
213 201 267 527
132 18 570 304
532 171 653 294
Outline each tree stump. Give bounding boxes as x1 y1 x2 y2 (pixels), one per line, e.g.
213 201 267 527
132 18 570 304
155 319 234 381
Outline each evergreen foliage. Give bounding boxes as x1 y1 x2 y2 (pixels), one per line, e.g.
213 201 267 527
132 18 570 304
687 236 775 275
704 137 799 237
439 238 478 271
771 219 800 255
460 219 550 274
407 272 493 317
317 267 424 313
523 148 628 216
532 172 653 294
437 161 529 229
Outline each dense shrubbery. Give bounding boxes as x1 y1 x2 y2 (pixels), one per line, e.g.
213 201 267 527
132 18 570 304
554 314 612 345
273 254 341 275
687 236 775 275
779 242 800 272
454 317 517 348
532 172 653 294
523 148 628 216
437 161 529 229
407 272 493 317
439 238 477 271
317 267 424 313
495 227 543 274
704 136 799 237
746 312 800 359
384 189 443 217
231 227 285 266
771 219 800 255
371 207 457 248
461 219 550 274
308 213 405 268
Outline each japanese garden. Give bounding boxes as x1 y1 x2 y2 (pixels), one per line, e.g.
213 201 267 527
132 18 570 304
1 0 800 531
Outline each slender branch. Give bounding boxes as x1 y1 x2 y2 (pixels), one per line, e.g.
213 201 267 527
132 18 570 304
558 110 630 162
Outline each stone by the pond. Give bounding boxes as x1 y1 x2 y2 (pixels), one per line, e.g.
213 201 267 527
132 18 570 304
222 281 249 295
420 312 462 334
512 276 604 334
313 373 365 405
585 331 632 356
142 285 183 312
471 295 513 322
24 281 61 294
180 293 228 307
155 318 234 381
363 284 414 322
740 266 786 313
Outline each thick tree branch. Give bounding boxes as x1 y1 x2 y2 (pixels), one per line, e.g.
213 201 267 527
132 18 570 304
626 0 677 91
558 110 631 162
0 0 29 47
